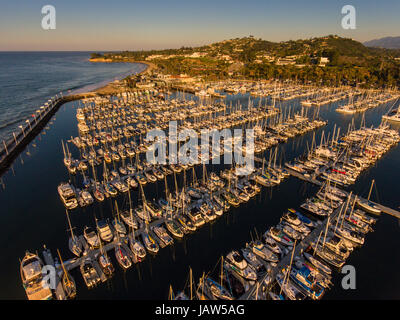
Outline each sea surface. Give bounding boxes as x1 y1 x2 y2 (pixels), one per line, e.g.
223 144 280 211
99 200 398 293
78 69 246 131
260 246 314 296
0 52 147 141
0 54 399 299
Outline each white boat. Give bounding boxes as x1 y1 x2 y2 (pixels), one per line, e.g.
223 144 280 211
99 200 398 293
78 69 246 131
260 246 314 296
356 198 381 215
129 234 146 261
152 225 174 246
382 107 400 123
224 250 257 281
97 220 114 242
58 183 78 209
84 226 100 248
20 251 53 300
249 240 279 263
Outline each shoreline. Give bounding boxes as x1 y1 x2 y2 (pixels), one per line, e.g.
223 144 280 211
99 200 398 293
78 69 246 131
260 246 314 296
87 60 156 95
0 61 155 175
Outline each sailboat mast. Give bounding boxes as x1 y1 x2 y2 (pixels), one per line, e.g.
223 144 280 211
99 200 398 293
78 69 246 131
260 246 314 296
367 179 375 201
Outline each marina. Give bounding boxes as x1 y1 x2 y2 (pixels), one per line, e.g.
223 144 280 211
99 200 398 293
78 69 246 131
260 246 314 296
1 74 397 300
2 0 400 308
170 124 400 299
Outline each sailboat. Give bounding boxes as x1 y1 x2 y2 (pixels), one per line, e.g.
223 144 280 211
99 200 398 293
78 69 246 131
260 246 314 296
115 241 132 270
141 224 159 254
66 209 83 257
120 187 139 229
356 180 381 215
112 201 127 236
382 100 400 122
57 249 76 299
129 231 147 261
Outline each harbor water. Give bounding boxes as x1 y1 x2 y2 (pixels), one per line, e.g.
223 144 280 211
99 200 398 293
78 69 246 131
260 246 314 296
0 52 147 142
0 54 399 299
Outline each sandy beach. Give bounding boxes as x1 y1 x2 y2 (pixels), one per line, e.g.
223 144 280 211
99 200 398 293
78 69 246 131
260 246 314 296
88 59 156 95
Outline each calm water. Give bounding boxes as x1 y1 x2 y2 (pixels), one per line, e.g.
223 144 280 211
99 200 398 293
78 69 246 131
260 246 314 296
0 76 399 299
0 52 146 141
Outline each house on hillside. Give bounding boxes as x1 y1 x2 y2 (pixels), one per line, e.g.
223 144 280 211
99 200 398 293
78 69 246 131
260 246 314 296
319 57 330 67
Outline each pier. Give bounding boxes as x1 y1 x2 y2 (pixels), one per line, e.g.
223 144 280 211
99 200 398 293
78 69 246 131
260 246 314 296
285 167 400 219
238 168 400 299
62 217 166 272
0 92 98 177
240 200 342 300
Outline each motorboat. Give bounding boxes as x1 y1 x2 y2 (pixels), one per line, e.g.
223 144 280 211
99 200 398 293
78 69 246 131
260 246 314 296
97 220 114 242
84 226 100 248
58 183 78 209
224 250 257 281
20 251 53 300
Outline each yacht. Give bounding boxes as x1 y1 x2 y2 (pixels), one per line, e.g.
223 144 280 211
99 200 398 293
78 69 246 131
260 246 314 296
165 219 184 238
57 183 78 209
97 220 114 242
203 277 234 300
265 227 294 247
249 240 279 263
84 226 100 248
187 207 205 227
224 250 257 281
152 225 174 246
120 210 138 229
356 198 381 215
20 251 53 300
80 259 101 289
241 248 266 274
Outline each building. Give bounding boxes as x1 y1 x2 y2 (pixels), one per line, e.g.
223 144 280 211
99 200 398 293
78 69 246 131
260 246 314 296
319 57 330 67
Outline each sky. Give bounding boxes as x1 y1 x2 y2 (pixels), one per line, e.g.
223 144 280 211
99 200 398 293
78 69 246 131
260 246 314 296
0 0 399 51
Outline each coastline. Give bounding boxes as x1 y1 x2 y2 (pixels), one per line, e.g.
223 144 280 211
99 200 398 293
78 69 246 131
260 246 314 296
87 59 156 95
0 60 154 174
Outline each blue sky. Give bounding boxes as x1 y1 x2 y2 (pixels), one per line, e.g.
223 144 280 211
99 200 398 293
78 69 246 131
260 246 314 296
0 0 399 50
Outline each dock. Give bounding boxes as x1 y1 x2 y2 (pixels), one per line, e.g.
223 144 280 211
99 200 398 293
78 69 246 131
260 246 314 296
0 92 99 177
241 194 351 300
61 217 166 272
239 170 400 299
285 167 400 219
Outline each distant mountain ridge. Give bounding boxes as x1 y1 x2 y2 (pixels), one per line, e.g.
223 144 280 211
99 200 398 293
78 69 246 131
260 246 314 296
364 37 400 49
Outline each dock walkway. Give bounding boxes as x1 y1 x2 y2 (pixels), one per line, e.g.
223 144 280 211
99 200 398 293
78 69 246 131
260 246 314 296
0 93 98 176
285 167 400 219
239 198 346 300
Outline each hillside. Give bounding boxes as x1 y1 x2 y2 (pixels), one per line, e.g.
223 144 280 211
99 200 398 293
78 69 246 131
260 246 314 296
364 36 400 49
93 35 400 88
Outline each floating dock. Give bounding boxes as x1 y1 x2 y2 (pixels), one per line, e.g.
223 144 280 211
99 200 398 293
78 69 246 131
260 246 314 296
0 92 99 176
285 167 400 219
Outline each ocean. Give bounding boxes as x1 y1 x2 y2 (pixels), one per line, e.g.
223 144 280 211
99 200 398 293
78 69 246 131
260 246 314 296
0 53 399 299
0 52 146 141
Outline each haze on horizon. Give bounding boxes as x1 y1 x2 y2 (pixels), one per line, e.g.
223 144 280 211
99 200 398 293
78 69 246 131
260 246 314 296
1 0 399 51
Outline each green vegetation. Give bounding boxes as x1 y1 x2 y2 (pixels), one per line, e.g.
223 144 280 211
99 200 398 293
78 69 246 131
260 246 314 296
90 53 104 59
95 35 400 88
